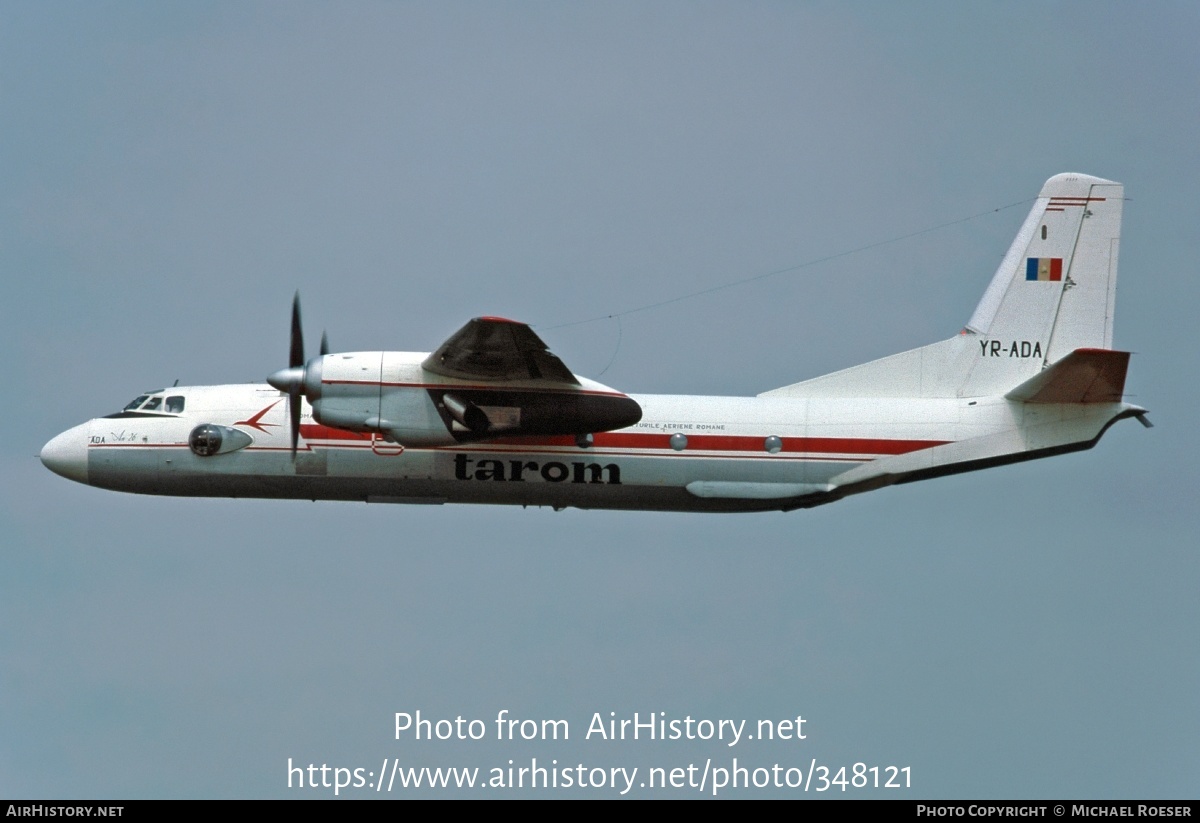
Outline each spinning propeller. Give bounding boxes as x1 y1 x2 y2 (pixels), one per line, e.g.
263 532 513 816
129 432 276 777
266 293 328 458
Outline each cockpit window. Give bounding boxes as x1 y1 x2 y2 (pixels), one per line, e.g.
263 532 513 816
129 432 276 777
116 392 182 414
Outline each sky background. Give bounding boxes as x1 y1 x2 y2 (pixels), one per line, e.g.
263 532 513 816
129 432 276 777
3 1 1198 798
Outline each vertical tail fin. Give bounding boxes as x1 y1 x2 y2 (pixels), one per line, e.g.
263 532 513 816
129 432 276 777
761 173 1125 400
959 173 1124 396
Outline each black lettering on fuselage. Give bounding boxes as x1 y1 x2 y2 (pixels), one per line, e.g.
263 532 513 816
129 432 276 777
455 453 471 480
454 454 620 485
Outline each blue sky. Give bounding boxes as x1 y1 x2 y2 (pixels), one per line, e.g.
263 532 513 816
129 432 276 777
3 2 1198 797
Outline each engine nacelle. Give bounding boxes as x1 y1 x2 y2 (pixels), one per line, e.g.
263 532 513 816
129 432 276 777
307 351 460 446
302 350 641 447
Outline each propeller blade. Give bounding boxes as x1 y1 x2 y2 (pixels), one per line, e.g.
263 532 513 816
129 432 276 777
266 292 325 460
289 292 305 369
288 292 306 459
289 387 302 458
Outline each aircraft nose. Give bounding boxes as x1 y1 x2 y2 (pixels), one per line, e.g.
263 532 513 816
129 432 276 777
40 423 90 485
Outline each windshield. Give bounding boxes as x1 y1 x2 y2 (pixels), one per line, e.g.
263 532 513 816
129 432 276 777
118 393 185 414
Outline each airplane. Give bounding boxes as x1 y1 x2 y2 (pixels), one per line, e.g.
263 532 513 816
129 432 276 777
40 173 1149 513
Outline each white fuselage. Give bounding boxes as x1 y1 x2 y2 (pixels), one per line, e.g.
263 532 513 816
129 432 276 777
40 378 1134 513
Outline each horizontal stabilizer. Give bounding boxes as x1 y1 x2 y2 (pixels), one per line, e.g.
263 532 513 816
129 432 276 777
1005 348 1129 404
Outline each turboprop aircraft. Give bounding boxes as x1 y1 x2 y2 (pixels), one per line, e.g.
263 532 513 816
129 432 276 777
41 173 1149 513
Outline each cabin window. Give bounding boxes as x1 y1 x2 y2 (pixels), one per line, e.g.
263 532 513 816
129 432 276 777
1041 225 1047 240
165 396 185 413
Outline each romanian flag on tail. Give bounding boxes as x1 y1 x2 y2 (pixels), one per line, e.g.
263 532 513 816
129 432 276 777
1026 257 1063 282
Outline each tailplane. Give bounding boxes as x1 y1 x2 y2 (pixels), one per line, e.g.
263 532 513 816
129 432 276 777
1004 348 1129 404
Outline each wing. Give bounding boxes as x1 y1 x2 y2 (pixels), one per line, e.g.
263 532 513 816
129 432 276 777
422 317 578 384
